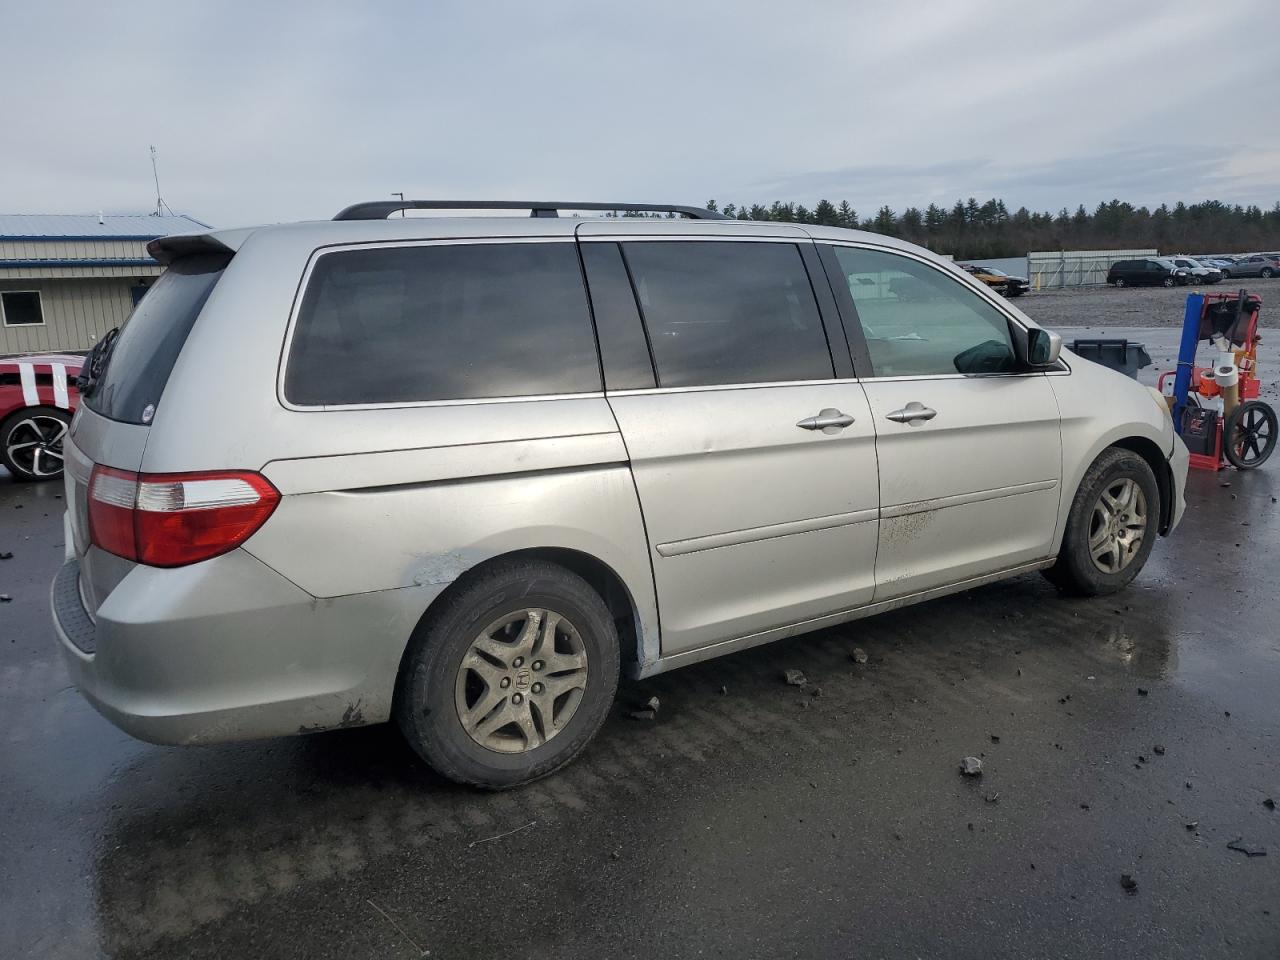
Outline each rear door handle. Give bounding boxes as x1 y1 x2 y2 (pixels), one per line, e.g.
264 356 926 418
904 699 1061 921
797 408 856 433
886 401 937 424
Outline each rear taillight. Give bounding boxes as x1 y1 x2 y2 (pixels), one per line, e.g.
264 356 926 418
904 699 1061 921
88 466 279 567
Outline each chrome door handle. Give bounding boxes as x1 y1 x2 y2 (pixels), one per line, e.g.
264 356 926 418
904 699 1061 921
886 401 937 424
797 408 856 433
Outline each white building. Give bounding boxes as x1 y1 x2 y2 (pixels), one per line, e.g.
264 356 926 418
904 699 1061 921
0 213 210 355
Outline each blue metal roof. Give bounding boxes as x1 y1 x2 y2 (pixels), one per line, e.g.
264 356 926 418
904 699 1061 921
0 213 211 240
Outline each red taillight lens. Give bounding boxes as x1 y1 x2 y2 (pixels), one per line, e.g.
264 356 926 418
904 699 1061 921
88 466 279 567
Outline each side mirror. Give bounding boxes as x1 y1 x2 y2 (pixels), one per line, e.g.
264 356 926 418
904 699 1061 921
1027 328 1062 367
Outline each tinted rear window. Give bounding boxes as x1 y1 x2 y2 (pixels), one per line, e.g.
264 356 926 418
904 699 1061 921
85 253 229 424
285 242 601 406
620 241 832 388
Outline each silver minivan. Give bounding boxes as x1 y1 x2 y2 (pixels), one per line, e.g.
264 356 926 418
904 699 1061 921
51 201 1188 788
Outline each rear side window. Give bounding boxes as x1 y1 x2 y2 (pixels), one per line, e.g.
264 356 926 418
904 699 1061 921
86 253 230 424
620 241 832 388
285 242 600 406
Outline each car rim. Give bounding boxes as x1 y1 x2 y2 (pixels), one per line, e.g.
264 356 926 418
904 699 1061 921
5 414 68 478
454 608 588 754
1088 478 1147 575
1230 406 1274 466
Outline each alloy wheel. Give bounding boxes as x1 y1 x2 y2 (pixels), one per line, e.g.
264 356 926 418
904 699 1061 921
1088 478 1147 574
5 414 68 479
454 608 589 754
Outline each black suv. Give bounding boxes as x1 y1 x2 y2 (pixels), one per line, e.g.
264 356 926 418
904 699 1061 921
1106 258 1188 288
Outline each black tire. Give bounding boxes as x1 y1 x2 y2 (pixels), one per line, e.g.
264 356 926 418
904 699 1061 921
0 406 71 482
1223 400 1277 469
1043 448 1160 597
1162 276 1176 288
1221 270 1232 279
1262 267 1275 279
1113 277 1126 288
395 559 620 789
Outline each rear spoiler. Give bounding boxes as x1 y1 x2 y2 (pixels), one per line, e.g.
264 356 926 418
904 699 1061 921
147 228 252 266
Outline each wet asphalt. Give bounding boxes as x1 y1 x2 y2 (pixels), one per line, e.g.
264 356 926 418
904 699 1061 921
2 419 1280 958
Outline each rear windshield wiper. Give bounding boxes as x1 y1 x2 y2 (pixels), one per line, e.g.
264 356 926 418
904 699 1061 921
76 327 119 397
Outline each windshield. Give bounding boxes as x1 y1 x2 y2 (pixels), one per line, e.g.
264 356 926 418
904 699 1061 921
83 254 230 424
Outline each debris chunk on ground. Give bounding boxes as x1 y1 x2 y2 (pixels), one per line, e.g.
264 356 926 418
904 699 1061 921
784 669 807 686
1226 838 1267 857
627 709 656 721
1264 798 1275 811
1153 744 1166 756
851 648 869 664
1120 873 1138 894
1137 687 1149 696
1185 821 1199 831
0 551 13 560
960 756 983 777
990 734 1000 744
0 594 11 603
644 695 660 713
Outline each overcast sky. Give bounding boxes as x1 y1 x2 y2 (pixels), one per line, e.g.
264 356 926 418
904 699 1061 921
3 0 1278 228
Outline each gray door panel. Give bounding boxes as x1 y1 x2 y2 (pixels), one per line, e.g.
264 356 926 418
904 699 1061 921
861 375 1061 599
609 383 879 654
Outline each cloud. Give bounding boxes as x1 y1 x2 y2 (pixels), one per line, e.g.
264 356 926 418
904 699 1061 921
0 0 1276 227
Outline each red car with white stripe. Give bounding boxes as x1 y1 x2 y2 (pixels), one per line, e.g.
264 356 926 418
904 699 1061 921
0 353 83 481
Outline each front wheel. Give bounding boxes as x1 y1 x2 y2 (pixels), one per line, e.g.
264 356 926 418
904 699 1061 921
1113 277 1126 288
395 559 620 789
1 407 71 481
1162 276 1176 288
1043 448 1160 596
1224 401 1277 469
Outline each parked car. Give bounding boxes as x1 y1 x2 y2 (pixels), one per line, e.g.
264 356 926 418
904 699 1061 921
961 264 1030 297
50 200 1188 788
1106 258 1189 288
1220 254 1280 279
1195 256 1236 269
0 353 82 481
1169 257 1222 284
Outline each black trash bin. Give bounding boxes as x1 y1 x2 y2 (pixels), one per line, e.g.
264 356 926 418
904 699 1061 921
1067 339 1153 379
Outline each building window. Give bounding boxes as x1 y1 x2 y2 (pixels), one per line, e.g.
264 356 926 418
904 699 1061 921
1 291 44 327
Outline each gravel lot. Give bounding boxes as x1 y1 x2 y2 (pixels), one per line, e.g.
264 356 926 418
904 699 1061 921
1014 280 1280 330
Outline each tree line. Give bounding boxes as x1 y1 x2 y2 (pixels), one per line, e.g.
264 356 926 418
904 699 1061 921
700 197 1280 260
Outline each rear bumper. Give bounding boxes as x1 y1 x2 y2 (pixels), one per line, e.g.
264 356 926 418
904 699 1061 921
50 547 443 745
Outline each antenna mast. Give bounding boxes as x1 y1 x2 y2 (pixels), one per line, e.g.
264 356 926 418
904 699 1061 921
149 145 173 217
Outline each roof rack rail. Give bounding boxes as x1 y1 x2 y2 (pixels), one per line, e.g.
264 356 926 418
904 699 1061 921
332 200 730 221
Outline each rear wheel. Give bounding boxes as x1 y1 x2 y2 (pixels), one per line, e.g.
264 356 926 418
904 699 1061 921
1224 401 1277 469
1 407 71 481
1162 276 1176 288
1043 448 1159 596
1262 267 1275 279
395 559 619 789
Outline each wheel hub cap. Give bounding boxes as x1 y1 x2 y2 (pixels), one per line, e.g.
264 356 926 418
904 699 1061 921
5 415 68 478
454 608 588 754
1088 478 1147 575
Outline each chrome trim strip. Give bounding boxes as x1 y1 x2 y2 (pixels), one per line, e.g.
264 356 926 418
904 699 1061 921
634 557 1056 678
608 377 852 397
882 479 1058 519
655 508 879 558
